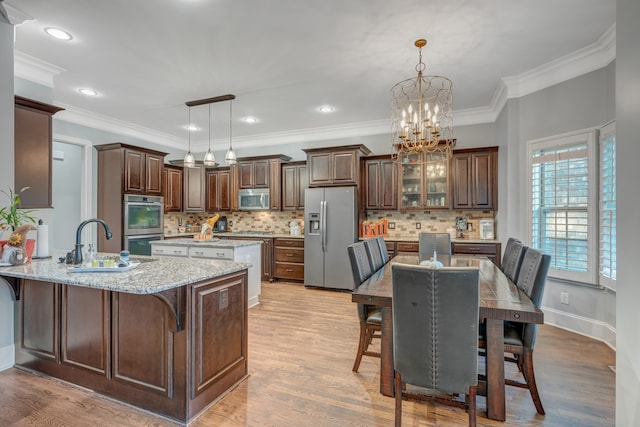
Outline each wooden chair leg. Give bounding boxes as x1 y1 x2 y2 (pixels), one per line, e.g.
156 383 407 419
352 323 367 372
394 372 403 427
468 386 477 427
523 349 545 415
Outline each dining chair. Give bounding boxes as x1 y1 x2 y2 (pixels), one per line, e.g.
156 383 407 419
364 238 384 271
480 246 551 415
392 263 480 427
375 235 390 264
500 237 526 282
347 241 382 373
500 237 525 282
418 232 451 257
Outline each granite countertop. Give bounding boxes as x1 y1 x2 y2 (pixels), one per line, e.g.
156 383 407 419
0 250 250 295
388 236 501 244
165 231 304 239
153 238 262 248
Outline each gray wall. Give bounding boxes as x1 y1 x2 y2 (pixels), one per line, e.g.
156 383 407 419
615 0 640 424
0 18 15 370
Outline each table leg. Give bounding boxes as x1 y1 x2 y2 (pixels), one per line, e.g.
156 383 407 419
380 305 394 397
485 318 506 421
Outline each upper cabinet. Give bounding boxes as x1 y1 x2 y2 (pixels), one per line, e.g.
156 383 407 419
163 165 183 212
183 164 206 212
206 167 231 212
303 145 371 187
238 159 270 189
282 161 308 211
124 148 164 195
234 155 292 211
96 143 168 196
363 155 397 210
451 146 498 210
398 151 450 210
14 96 64 208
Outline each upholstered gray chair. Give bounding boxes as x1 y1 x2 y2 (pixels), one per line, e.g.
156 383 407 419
392 263 480 427
347 241 382 372
375 235 390 264
364 238 384 271
418 232 451 257
501 237 525 282
480 247 551 415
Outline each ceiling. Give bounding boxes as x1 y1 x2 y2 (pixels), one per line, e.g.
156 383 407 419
7 0 616 152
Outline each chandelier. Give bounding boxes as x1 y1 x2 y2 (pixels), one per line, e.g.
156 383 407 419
390 39 454 163
185 94 236 166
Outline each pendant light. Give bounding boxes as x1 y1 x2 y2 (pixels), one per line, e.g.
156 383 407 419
183 106 195 168
225 99 237 165
203 103 216 166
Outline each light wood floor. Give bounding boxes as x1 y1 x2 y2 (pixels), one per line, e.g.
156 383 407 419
0 281 615 426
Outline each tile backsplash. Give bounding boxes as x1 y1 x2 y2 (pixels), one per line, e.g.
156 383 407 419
165 209 494 240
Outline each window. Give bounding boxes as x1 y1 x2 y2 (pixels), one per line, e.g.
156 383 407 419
599 122 616 289
527 130 598 284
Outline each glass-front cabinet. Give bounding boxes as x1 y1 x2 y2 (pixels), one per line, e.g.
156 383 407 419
399 152 450 210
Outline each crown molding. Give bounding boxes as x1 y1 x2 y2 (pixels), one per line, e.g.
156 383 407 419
14 51 65 88
54 102 185 149
16 24 617 148
5 4 33 25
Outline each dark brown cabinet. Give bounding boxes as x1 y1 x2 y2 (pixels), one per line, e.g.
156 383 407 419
282 161 308 211
363 156 397 210
452 241 502 268
398 151 451 210
273 238 304 281
206 167 231 212
183 164 206 212
238 159 270 189
163 165 183 212
123 148 164 195
451 147 498 210
14 96 64 208
303 145 371 187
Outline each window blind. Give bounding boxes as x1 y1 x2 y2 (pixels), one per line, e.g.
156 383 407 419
599 124 616 287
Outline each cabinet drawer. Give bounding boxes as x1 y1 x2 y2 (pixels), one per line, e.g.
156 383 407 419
274 238 304 248
452 243 497 255
396 242 419 253
190 247 234 260
152 245 188 257
275 247 304 263
275 263 305 280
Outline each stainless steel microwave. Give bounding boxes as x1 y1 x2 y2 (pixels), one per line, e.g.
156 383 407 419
238 188 270 211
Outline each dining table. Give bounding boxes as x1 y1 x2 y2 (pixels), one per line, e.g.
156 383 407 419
351 253 544 422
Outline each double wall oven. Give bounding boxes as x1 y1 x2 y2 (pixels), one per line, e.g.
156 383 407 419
123 194 164 255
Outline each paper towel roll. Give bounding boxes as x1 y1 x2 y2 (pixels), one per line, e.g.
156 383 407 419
36 224 49 257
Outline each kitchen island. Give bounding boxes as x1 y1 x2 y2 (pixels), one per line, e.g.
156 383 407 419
151 238 261 307
0 252 250 424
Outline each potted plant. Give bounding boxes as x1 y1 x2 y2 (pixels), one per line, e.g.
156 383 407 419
0 187 37 261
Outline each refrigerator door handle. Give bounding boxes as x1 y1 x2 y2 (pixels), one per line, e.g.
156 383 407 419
320 200 327 252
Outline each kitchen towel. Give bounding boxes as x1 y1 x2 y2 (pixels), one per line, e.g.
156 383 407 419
36 223 49 258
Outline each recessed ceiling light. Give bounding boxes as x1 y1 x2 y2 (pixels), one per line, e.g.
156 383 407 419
78 88 98 96
185 124 200 131
318 105 335 113
44 27 73 41
242 116 258 124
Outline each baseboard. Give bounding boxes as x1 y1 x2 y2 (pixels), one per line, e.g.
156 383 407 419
0 343 15 372
248 295 259 309
542 306 616 351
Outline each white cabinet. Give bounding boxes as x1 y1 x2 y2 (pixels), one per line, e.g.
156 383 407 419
151 245 188 257
189 247 234 260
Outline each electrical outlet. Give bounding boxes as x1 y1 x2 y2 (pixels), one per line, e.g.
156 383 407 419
229 220 233 226
388 222 396 229
416 222 421 229
560 291 569 305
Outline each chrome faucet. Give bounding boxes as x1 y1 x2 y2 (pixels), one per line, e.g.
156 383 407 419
74 218 113 265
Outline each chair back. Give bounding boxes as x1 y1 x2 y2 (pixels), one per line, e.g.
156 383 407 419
392 264 479 394
375 236 390 264
347 241 373 287
364 238 384 271
501 237 525 282
514 247 551 348
418 232 451 256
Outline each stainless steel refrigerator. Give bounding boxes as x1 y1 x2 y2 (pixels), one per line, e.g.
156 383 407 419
304 186 358 290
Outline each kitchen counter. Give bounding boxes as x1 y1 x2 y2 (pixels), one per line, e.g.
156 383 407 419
0 250 249 424
165 231 304 239
0 250 249 295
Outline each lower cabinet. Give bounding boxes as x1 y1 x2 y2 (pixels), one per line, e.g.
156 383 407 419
273 238 304 281
226 237 273 282
451 242 502 268
395 241 419 253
